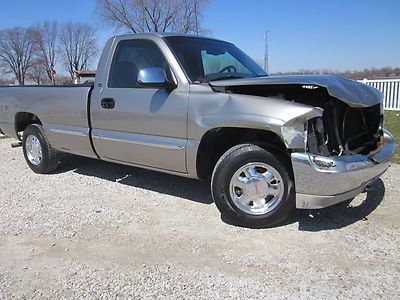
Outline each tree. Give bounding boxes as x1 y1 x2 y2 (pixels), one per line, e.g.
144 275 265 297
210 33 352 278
60 21 98 79
27 60 47 85
96 0 207 34
32 21 59 85
0 27 36 85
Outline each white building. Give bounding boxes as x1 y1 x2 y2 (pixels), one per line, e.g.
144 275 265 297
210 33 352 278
74 70 96 84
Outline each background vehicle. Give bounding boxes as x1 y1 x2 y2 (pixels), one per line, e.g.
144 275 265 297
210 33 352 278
0 33 395 227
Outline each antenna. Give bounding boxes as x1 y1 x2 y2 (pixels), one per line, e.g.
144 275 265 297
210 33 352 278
264 31 269 73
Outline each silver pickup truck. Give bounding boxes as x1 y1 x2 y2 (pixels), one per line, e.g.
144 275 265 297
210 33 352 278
0 33 395 227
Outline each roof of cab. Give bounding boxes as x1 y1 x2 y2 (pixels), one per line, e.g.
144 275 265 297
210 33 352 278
111 32 226 43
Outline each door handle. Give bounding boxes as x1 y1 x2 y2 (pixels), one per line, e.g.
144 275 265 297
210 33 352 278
101 98 115 109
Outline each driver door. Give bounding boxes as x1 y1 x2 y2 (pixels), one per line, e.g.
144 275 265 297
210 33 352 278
91 39 188 173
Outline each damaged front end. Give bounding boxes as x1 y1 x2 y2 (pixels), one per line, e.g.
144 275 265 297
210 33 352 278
306 102 384 157
291 127 394 209
212 75 385 156
210 75 395 209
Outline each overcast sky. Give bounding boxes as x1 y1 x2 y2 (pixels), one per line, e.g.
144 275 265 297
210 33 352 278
0 0 399 73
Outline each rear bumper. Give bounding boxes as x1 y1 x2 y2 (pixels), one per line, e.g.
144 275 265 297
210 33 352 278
292 129 395 209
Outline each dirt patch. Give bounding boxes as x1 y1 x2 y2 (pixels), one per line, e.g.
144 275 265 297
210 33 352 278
0 139 399 298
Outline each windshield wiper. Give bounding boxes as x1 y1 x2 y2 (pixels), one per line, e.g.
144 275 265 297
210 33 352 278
210 75 244 81
252 74 269 78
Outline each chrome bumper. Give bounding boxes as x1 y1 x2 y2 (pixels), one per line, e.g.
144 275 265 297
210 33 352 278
292 129 395 209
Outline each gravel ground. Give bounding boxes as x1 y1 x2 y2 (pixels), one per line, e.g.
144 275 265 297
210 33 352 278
0 138 399 299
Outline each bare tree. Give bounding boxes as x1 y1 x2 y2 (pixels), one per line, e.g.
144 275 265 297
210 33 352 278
0 27 36 85
32 21 59 84
176 0 206 34
96 0 207 34
27 60 47 85
60 21 98 79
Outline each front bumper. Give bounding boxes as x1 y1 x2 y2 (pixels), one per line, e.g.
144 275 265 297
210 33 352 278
292 129 395 209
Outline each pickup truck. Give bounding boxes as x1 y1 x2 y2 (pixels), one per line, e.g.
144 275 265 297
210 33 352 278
0 33 395 227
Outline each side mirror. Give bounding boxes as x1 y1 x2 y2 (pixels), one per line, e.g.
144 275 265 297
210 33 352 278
137 67 176 89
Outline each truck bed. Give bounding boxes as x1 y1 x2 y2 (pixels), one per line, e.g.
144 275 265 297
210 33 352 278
0 85 96 158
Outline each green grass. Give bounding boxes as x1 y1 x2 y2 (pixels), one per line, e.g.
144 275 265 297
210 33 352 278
384 110 400 164
0 135 7 139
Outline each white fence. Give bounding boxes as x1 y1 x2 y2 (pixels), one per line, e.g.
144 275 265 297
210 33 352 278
358 78 400 110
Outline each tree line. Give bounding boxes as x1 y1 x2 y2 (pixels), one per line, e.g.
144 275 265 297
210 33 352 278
0 21 98 85
0 0 207 85
272 67 400 80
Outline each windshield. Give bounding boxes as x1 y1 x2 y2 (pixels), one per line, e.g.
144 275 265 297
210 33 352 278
164 36 268 83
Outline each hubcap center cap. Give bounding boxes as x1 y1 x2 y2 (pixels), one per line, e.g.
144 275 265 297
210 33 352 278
244 177 269 201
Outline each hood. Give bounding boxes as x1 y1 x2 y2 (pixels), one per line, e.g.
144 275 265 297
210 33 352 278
210 75 383 108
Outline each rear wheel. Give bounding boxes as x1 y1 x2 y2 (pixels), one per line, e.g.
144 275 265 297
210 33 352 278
22 124 59 174
211 144 294 228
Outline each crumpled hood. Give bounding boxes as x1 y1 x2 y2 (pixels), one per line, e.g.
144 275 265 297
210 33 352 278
210 75 383 108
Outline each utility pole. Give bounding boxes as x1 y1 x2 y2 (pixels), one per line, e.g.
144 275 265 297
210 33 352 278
264 31 269 73
194 0 199 36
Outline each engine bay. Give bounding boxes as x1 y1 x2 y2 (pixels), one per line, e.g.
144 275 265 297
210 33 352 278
216 84 384 156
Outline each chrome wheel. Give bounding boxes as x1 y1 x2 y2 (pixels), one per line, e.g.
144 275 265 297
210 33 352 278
25 135 43 166
229 162 284 215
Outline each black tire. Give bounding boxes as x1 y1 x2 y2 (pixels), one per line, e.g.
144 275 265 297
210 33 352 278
211 144 294 228
22 124 59 174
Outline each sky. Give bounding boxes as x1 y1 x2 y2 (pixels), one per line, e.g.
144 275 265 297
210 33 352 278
0 0 399 73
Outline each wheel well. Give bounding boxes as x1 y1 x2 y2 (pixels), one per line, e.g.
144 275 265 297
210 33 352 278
196 127 288 179
15 112 42 139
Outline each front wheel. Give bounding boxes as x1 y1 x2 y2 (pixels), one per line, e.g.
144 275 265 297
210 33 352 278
22 124 59 174
211 144 294 228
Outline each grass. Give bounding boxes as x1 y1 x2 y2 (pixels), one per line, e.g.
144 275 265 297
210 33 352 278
384 110 400 164
0 135 7 139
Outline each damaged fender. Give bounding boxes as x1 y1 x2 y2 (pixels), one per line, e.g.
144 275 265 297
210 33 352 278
280 107 323 150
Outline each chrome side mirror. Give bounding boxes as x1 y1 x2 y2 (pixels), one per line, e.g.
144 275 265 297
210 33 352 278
137 67 176 89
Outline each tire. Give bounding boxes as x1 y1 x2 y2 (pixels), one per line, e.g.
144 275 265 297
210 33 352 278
22 124 59 174
211 144 294 228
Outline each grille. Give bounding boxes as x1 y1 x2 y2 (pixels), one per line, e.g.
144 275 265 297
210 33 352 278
342 104 383 155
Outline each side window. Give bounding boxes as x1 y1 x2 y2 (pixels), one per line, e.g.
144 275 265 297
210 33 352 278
108 39 169 88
